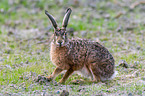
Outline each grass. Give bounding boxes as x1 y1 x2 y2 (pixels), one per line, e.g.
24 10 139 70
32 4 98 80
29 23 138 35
0 0 145 95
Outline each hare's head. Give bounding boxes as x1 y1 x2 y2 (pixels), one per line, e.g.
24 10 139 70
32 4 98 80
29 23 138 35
45 8 72 47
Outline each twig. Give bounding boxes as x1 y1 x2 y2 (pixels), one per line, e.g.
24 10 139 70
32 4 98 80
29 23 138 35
114 12 124 19
130 1 145 9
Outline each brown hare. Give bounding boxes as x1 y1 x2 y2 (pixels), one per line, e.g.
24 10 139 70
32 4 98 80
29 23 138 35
45 8 116 84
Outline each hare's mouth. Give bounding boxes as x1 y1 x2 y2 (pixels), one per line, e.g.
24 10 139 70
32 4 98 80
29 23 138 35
59 43 62 47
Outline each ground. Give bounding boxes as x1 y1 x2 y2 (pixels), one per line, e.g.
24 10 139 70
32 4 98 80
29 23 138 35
0 0 145 96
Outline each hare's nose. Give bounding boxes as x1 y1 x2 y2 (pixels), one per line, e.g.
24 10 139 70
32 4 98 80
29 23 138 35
57 40 63 47
58 40 62 44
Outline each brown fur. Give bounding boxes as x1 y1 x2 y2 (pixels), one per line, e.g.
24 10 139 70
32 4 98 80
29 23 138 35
45 8 115 84
49 38 115 83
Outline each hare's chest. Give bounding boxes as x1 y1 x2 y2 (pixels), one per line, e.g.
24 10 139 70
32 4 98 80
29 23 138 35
51 51 66 63
50 48 70 69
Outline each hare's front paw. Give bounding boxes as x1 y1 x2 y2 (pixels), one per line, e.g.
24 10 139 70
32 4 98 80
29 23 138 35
47 75 53 82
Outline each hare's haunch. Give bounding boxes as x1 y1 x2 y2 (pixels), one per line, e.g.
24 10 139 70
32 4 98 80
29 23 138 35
45 8 116 84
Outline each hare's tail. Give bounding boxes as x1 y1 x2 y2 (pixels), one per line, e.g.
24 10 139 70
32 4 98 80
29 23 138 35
100 71 118 81
110 71 118 80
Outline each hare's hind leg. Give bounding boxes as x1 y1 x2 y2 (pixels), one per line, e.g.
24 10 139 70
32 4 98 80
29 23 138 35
47 67 63 81
90 64 101 83
85 65 94 80
59 68 74 84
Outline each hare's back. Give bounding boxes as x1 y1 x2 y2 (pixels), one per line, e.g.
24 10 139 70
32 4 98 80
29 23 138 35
68 39 114 63
87 42 114 62
69 39 114 61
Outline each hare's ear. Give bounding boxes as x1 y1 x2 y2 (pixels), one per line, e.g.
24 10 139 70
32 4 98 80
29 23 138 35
45 10 58 30
62 8 72 30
